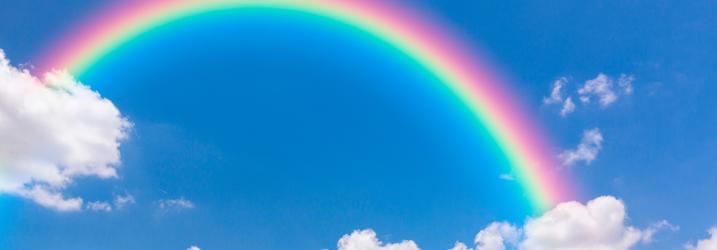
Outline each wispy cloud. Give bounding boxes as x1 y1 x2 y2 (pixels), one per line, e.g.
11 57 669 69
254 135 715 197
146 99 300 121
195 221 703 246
559 97 576 117
113 194 136 209
86 201 112 212
619 74 635 95
559 128 603 167
543 77 568 105
158 197 195 211
544 73 635 116
642 220 679 243
543 77 578 117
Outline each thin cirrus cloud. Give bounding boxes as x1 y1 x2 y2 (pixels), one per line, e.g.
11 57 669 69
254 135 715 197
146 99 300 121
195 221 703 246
0 49 130 212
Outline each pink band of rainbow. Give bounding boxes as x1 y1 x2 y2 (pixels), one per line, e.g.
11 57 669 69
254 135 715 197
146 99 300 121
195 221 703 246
37 0 574 212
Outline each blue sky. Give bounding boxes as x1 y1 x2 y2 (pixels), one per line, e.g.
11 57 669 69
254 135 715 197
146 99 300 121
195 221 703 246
1 1 716 250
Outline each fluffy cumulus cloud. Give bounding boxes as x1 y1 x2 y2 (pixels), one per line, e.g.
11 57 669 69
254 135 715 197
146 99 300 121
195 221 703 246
685 227 717 250
187 246 201 250
337 197 676 250
450 242 472 250
337 229 419 250
520 196 642 250
454 196 671 250
0 50 130 211
474 222 520 250
559 128 603 167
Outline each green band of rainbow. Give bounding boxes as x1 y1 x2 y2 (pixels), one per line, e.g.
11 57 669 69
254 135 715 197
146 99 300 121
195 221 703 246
37 0 574 212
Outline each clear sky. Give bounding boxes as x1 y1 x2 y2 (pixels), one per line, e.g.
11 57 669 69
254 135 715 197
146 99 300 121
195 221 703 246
1 1 716 250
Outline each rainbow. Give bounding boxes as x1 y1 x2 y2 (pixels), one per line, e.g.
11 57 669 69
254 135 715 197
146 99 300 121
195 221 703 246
36 0 573 212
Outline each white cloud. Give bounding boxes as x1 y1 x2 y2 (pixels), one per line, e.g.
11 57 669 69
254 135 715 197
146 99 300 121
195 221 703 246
187 246 201 250
86 201 112 212
520 196 643 250
158 197 195 210
544 73 634 116
641 220 678 243
578 73 618 107
450 242 472 250
559 97 576 117
475 222 520 250
559 128 603 167
82 194 134 212
457 196 671 250
18 186 83 212
543 77 568 105
332 197 674 250
337 229 419 250
0 50 130 211
543 77 578 117
685 227 717 250
113 194 136 209
618 74 635 95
